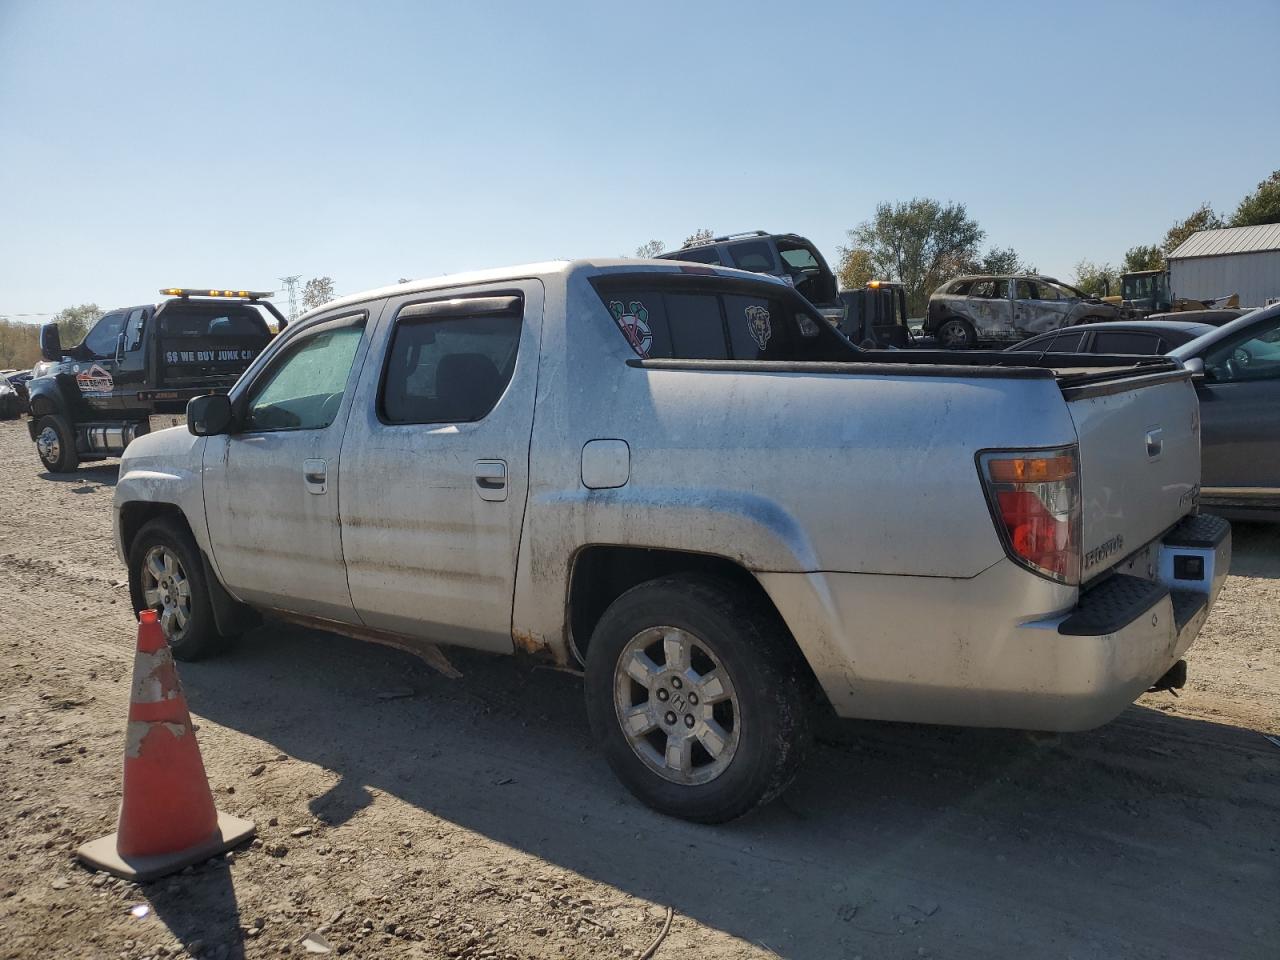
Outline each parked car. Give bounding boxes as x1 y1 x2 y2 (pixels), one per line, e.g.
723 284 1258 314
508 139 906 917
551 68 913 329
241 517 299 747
0 374 20 419
926 275 1119 348
1009 310 1280 522
659 231 842 318
1007 320 1216 356
26 289 282 473
5 368 34 414
1172 305 1280 522
114 258 1227 823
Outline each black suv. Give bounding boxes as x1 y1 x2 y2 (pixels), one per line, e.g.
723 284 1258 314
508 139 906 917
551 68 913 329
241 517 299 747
27 288 283 472
659 231 841 318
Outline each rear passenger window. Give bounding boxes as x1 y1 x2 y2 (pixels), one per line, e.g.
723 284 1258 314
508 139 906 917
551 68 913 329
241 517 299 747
728 241 776 272
381 309 521 423
1091 331 1162 355
600 285 848 362
669 246 722 265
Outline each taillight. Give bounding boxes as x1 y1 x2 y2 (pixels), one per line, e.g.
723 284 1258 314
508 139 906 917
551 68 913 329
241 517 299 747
978 447 1081 584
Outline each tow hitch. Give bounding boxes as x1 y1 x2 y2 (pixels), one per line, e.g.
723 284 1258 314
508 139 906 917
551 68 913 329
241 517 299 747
1149 659 1187 693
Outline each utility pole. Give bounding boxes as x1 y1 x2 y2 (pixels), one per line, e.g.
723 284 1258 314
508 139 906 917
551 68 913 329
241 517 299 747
278 275 302 325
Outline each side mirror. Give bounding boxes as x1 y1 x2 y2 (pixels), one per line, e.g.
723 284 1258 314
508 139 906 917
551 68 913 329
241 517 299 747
187 394 235 436
39 323 63 362
1182 356 1205 378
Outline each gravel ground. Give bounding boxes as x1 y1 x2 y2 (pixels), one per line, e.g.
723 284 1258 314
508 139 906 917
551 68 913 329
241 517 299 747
0 418 1277 960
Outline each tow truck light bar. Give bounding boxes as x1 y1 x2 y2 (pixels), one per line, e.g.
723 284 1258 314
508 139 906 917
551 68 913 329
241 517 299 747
160 288 275 300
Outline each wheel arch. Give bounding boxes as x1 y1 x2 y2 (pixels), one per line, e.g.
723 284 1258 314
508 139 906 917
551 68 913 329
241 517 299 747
118 500 192 563
564 545 813 683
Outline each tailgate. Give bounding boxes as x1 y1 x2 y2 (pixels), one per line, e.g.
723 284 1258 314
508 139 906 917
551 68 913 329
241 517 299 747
1065 369 1200 582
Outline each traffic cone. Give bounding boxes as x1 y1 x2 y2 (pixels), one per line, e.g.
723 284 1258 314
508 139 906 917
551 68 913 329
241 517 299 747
76 610 255 880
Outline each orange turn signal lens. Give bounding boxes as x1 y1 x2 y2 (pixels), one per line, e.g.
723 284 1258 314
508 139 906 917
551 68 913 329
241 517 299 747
987 455 1076 484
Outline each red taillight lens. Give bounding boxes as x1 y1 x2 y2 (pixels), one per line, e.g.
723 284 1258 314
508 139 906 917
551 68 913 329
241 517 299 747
980 447 1081 584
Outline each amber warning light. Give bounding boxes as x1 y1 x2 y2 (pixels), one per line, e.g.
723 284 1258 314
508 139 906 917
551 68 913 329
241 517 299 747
160 288 274 300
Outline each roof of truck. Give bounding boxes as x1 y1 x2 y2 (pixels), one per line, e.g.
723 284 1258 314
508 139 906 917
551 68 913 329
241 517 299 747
302 258 788 322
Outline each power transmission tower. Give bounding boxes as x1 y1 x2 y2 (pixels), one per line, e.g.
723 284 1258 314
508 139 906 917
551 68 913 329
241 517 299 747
278 275 302 324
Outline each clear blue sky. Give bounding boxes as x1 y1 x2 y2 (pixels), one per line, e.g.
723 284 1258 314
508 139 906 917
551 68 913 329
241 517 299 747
2 0 1278 319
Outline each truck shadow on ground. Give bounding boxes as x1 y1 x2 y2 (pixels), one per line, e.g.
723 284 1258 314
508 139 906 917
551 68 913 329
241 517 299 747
176 622 1280 960
38 463 119 489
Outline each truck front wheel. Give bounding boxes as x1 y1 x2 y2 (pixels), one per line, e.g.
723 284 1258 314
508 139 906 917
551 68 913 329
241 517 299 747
34 414 79 473
584 576 813 823
128 518 228 661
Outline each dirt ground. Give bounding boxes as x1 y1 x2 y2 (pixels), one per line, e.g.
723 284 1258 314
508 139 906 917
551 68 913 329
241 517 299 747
0 418 1277 960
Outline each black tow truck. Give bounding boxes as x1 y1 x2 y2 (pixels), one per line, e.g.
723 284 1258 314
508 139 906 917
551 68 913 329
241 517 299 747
27 288 283 473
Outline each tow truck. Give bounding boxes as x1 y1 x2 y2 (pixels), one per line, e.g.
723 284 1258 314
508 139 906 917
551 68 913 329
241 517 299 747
27 288 282 473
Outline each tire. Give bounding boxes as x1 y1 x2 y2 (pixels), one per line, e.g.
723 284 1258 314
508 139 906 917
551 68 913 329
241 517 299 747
128 517 229 661
936 317 977 349
34 414 79 473
584 575 814 823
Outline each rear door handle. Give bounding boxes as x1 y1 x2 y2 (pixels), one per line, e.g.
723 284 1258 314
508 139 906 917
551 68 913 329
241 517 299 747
304 458 328 494
474 459 507 502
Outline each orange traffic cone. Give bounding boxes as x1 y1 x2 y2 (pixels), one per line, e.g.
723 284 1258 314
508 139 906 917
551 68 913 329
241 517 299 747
76 610 255 880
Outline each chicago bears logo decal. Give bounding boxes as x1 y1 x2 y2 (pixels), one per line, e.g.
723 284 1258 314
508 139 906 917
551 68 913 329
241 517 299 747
745 305 772 349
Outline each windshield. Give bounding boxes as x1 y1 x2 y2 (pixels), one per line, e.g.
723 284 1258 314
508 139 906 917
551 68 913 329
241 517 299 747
158 301 272 338
1123 274 1157 301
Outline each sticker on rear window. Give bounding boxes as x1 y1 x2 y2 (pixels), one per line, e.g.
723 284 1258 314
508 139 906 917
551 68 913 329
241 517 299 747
745 305 772 349
609 300 653 358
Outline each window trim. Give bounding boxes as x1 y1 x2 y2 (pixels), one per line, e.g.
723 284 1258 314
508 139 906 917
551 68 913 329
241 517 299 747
375 291 525 428
235 311 367 434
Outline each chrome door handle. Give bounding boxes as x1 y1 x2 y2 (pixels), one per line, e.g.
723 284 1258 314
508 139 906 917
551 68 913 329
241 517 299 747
474 459 507 502
304 458 328 494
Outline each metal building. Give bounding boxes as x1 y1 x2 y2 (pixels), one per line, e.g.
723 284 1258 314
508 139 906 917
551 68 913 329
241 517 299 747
1167 223 1280 307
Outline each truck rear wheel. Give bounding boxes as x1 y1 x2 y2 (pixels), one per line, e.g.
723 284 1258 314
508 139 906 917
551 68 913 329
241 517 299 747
584 576 813 823
34 414 79 473
128 518 228 661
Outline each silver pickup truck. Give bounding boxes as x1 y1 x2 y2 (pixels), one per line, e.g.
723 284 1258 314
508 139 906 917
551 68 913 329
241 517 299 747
114 259 1230 822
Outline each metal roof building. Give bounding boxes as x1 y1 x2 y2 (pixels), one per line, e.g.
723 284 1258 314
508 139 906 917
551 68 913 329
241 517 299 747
1167 223 1280 307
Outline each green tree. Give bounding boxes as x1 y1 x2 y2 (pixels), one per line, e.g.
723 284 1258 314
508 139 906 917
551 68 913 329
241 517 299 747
1123 244 1164 274
841 198 985 316
1074 259 1119 297
1229 169 1280 226
52 303 101 346
302 277 336 312
634 239 666 258
972 246 1035 276
1162 203 1224 255
836 247 875 290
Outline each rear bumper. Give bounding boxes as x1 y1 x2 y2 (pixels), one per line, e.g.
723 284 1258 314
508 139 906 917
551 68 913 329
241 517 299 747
759 514 1231 732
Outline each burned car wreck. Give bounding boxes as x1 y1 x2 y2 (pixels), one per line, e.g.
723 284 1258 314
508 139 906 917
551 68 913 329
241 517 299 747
925 275 1118 348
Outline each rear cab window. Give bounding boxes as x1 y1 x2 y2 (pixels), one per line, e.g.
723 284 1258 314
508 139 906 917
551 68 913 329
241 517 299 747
594 275 856 363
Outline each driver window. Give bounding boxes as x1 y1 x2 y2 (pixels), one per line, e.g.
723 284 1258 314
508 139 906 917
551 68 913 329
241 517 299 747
244 320 364 432
1203 320 1280 384
1035 282 1066 301
1015 280 1036 300
83 312 127 357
